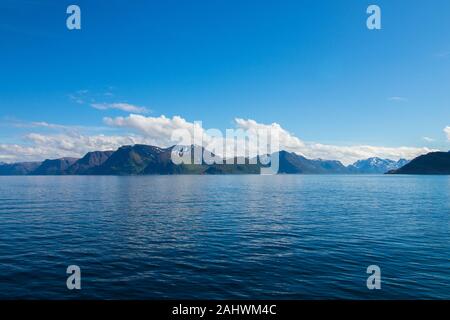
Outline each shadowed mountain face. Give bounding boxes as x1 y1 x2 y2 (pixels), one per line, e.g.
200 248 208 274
66 151 114 174
276 151 348 174
0 144 430 175
0 162 42 175
388 152 450 175
31 158 78 175
93 145 165 175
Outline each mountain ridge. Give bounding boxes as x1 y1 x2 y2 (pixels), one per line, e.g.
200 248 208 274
0 144 419 175
348 157 409 174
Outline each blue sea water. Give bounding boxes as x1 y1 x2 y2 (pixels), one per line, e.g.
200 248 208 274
0 175 448 299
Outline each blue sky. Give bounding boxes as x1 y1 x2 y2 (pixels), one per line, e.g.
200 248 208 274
0 0 449 163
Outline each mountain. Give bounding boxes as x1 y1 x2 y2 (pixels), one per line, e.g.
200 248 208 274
348 157 409 174
0 144 422 175
94 147 333 175
93 144 165 175
31 158 78 175
274 151 348 174
395 158 410 168
203 157 261 175
388 152 450 175
92 144 258 175
66 151 114 174
314 159 349 173
142 145 207 174
0 161 42 175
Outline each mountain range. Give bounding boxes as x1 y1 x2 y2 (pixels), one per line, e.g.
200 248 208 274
348 157 409 174
0 144 415 175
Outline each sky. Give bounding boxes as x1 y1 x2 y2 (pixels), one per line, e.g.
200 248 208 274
0 0 449 164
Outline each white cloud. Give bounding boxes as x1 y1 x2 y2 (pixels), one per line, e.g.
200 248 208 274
0 133 148 162
103 114 304 157
422 136 435 142
29 121 73 130
445 126 450 141
233 118 430 164
91 103 149 114
388 96 408 102
10 119 115 135
9 120 70 130
298 143 432 165
68 89 89 104
104 114 433 165
0 115 436 164
104 114 202 146
234 118 305 150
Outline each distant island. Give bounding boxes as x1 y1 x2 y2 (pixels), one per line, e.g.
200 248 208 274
0 144 425 175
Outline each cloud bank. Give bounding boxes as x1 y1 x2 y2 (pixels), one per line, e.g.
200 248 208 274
0 115 439 164
104 114 433 165
0 133 148 162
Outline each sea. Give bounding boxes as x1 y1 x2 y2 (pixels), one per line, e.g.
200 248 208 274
0 175 448 299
